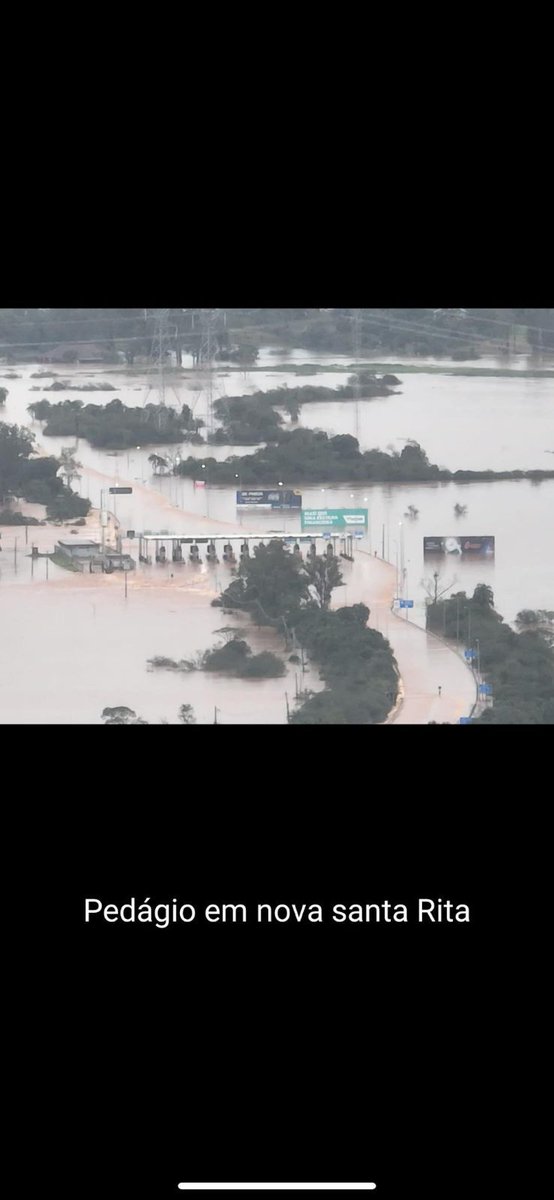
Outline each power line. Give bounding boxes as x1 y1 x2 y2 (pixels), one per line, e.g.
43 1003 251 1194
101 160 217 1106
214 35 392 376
339 311 538 353
420 308 554 336
3 306 553 337
1 309 552 355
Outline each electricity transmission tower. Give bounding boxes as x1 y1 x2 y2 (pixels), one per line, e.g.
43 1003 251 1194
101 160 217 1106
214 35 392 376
193 309 225 437
143 309 181 409
352 307 362 443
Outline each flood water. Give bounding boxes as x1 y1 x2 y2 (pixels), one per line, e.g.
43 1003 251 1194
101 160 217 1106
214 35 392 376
1 350 552 722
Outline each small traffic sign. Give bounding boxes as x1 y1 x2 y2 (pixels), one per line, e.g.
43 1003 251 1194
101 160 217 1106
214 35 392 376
109 487 133 494
459 717 473 724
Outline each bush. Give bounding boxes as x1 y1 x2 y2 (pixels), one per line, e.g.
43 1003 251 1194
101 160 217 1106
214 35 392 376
240 652 286 678
0 509 40 525
203 639 285 678
46 490 91 521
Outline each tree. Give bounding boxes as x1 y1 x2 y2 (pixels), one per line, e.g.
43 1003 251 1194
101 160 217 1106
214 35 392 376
472 584 495 609
421 569 457 606
0 387 7 406
515 610 554 646
59 446 82 489
0 422 36 503
304 554 344 608
178 704 196 724
149 453 169 474
218 540 312 628
101 706 148 725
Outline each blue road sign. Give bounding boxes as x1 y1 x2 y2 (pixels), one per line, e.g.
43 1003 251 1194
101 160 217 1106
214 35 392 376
479 683 493 695
459 717 473 724
464 649 476 661
399 599 414 609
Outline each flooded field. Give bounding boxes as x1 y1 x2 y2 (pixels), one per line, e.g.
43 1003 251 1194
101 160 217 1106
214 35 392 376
1 348 552 722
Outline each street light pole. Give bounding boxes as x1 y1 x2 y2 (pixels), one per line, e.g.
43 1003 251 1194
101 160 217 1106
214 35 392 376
399 522 404 597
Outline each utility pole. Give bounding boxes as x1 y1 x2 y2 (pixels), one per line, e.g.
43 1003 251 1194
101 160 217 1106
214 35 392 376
214 706 219 725
285 692 290 723
399 522 405 597
14 537 18 566
124 569 128 599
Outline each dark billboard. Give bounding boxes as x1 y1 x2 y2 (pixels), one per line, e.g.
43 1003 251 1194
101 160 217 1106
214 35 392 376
424 536 495 556
236 489 302 510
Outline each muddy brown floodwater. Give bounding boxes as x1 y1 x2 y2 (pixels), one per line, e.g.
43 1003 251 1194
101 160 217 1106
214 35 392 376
1 350 552 723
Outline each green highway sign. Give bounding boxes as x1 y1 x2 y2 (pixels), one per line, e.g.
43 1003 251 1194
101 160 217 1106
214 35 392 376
301 508 368 531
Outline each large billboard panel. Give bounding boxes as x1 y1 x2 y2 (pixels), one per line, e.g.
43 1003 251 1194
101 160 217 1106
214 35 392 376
423 536 495 556
301 508 368 531
236 489 302 510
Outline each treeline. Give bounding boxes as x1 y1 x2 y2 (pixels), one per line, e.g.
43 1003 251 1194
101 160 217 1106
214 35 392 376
28 398 204 450
427 585 554 724
209 376 399 444
225 308 554 357
0 422 90 521
290 605 399 724
175 430 554 486
2 308 553 361
214 539 398 724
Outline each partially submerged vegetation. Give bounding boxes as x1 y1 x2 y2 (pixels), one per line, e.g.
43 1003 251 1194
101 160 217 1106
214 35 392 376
289 605 398 724
0 509 41 525
209 375 399 444
214 539 398 723
0 422 91 520
27 398 204 449
427 586 554 723
175 431 554 486
148 638 286 679
30 380 117 392
203 640 285 678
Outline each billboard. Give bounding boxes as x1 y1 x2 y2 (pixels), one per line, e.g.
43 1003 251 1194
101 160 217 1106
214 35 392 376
236 489 302 511
301 508 368 531
423 536 495 556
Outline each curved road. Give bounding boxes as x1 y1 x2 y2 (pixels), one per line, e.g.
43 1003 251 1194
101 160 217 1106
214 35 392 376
336 551 477 725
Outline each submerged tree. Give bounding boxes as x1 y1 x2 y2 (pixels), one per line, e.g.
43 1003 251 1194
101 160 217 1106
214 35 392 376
59 446 82 489
101 706 148 725
178 704 197 724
